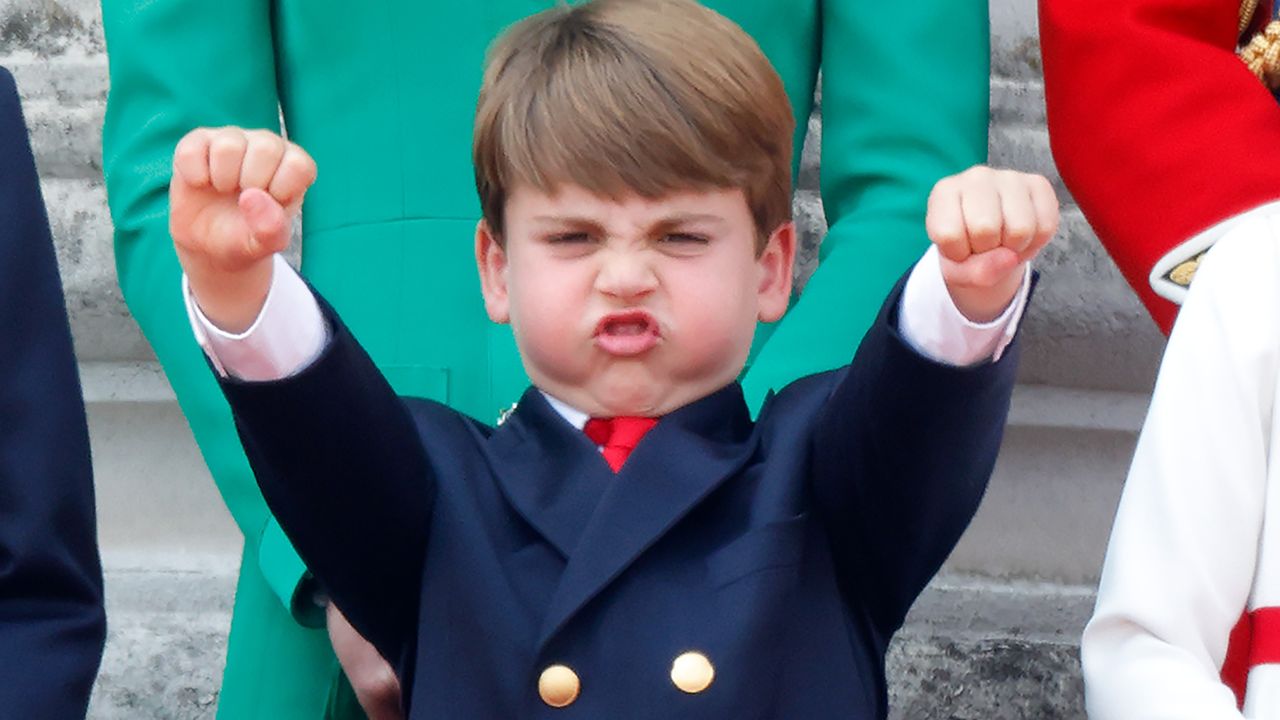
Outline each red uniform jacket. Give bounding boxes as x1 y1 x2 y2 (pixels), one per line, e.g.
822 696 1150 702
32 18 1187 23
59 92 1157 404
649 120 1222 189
1041 0 1280 333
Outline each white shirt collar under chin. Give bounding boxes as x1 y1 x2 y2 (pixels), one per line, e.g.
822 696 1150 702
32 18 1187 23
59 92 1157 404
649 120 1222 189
540 391 590 431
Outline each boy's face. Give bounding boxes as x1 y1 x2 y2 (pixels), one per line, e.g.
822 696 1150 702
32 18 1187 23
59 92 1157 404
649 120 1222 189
477 184 795 418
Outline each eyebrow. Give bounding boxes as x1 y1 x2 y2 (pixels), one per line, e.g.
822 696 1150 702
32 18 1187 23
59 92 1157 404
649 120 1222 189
530 213 727 231
655 213 727 227
530 216 607 233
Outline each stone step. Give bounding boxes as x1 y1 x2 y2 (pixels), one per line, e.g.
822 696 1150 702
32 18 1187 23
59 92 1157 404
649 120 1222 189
5 53 107 104
89 561 233 720
84 362 239 558
953 388 1145 584
890 576 1089 719
1018 208 1167 393
0 0 104 58
23 96 104 179
991 0 1044 82
41 177 111 291
988 123 1071 205
38 178 158 365
992 77 1046 128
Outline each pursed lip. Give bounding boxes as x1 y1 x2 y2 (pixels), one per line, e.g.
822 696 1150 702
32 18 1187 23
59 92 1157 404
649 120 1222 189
593 309 661 356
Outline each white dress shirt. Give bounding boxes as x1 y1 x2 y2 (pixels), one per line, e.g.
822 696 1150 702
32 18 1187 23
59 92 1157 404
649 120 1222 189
185 244 1031 428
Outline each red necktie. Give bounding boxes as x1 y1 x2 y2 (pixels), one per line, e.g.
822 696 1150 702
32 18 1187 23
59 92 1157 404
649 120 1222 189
583 417 658 472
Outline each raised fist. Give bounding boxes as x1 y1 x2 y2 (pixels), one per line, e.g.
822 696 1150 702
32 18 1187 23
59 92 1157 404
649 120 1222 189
169 127 317 331
926 166 1058 322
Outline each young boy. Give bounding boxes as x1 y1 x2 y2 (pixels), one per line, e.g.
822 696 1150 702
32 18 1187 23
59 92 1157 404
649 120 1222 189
170 1 1055 716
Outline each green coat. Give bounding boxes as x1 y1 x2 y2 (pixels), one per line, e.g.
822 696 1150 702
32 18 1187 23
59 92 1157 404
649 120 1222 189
100 1 988 717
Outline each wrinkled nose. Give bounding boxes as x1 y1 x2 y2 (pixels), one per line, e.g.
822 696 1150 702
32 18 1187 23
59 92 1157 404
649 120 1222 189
595 250 658 301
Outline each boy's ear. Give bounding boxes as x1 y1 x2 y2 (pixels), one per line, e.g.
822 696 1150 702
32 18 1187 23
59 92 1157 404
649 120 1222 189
475 219 511 324
756 221 796 322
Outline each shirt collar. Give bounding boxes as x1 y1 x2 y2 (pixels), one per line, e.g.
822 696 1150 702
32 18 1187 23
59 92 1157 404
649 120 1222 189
540 391 590 431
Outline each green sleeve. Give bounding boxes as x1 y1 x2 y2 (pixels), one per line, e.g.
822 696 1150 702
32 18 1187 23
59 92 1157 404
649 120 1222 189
741 0 990 411
101 0 318 625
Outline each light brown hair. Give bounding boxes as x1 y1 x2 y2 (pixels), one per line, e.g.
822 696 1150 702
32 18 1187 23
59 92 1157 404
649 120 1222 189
472 0 795 251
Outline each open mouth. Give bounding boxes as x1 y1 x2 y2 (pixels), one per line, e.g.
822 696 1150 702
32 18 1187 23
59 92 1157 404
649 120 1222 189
593 310 661 356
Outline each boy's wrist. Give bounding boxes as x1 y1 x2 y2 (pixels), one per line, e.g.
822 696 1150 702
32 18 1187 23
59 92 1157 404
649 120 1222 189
182 253 275 334
946 264 1026 324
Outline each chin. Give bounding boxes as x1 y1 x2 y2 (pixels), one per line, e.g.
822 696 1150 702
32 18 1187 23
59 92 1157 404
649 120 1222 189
596 386 663 417
588 369 669 417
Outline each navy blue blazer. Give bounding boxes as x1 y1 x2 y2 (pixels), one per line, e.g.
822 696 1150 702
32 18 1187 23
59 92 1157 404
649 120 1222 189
0 67 105 718
221 278 1021 719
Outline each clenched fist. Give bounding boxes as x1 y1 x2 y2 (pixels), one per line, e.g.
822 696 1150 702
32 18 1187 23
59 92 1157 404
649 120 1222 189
926 166 1059 323
169 127 317 332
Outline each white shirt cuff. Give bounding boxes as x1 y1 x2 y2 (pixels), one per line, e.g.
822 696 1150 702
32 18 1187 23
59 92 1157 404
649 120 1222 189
184 254 329 381
897 245 1030 366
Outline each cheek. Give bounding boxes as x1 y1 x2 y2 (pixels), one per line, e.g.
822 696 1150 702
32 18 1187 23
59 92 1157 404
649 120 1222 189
507 264 585 348
669 264 758 357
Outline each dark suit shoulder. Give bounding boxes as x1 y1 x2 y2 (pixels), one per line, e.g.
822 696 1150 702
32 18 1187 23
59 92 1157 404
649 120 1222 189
400 395 496 438
755 367 844 428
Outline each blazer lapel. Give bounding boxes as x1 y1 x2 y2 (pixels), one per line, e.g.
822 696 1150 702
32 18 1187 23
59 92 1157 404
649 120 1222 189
537 383 758 647
486 387 613 559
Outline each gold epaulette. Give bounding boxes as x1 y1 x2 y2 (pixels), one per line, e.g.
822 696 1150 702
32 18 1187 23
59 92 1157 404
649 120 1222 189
1240 0 1280 89
1165 251 1209 289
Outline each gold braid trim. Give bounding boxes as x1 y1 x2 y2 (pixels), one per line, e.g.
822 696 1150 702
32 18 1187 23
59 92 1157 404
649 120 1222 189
1243 0 1262 35
1166 252 1207 288
1240 20 1280 89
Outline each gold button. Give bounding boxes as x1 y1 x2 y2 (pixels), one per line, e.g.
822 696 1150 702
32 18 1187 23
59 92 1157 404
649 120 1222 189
670 651 715 694
538 664 580 708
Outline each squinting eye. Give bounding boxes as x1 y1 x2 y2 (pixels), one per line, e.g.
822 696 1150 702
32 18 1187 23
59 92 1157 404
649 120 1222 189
661 233 709 244
548 233 593 244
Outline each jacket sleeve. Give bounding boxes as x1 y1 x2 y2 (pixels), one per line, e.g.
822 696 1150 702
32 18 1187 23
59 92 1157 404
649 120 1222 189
1040 0 1280 333
219 300 439 669
100 0 318 622
0 66 105 718
1080 219 1280 719
741 0 990 411
810 274 1022 639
